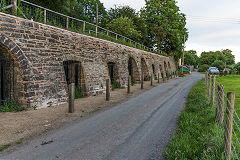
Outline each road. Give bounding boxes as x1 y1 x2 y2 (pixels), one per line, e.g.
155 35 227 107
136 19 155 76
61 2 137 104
1 72 203 160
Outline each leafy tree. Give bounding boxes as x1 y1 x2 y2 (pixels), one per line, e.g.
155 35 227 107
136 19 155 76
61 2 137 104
106 17 141 41
211 60 225 71
222 49 235 65
234 62 240 73
198 64 210 72
28 0 107 24
184 50 199 67
140 0 188 59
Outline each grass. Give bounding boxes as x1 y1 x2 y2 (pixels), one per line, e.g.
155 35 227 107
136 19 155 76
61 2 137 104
16 138 23 145
0 100 25 112
0 144 11 152
165 79 225 160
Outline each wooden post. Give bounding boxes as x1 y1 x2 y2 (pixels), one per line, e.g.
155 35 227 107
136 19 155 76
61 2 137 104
224 92 235 160
208 74 211 97
106 79 110 101
150 74 153 86
95 26 98 37
211 75 216 107
66 17 69 29
116 34 118 40
68 83 75 113
158 73 160 83
107 31 109 36
127 75 131 94
141 72 144 89
44 9 47 24
83 22 86 33
11 0 17 15
206 72 209 88
162 72 166 82
217 84 224 125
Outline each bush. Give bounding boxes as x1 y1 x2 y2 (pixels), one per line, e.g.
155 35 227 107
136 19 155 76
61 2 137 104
75 86 84 99
198 64 210 72
0 100 25 112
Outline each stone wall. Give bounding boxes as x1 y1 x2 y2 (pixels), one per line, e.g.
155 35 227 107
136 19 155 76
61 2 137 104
0 12 177 109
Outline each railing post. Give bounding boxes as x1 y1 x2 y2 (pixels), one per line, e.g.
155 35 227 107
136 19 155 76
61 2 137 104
217 84 224 125
83 22 86 33
44 9 47 24
106 79 110 101
158 73 160 83
11 0 17 15
115 34 118 40
224 92 235 160
211 75 216 107
68 83 75 113
66 17 69 30
208 74 211 97
127 75 131 94
141 72 144 89
107 31 109 36
95 26 98 37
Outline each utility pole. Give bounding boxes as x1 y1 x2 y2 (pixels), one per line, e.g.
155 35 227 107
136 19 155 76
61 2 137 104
182 34 186 74
96 2 98 37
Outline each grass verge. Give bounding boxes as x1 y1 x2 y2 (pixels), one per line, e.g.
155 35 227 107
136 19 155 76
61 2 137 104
165 79 224 160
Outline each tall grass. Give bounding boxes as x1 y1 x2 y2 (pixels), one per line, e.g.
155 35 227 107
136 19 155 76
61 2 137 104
165 79 224 159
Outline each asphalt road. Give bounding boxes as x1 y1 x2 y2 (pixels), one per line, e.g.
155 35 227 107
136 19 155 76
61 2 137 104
1 72 203 160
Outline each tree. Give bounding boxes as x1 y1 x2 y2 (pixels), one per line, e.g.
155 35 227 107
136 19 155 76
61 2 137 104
184 50 199 67
140 0 188 59
106 17 141 40
234 62 240 73
211 60 225 71
222 49 235 65
28 0 107 24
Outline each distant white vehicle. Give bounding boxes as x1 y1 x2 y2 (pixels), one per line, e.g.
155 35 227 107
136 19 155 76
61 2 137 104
208 67 219 74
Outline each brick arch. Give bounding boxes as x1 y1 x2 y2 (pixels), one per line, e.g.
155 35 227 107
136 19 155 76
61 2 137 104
0 34 33 81
62 56 87 96
128 56 140 83
141 58 150 81
0 35 32 106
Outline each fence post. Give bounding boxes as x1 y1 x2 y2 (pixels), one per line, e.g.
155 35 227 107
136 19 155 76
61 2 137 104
141 72 144 89
95 26 98 37
116 34 118 40
127 75 131 94
158 73 160 83
163 72 166 82
11 0 17 15
151 74 153 86
106 79 110 101
66 17 69 29
224 92 235 160
44 9 47 24
208 74 211 97
217 84 224 125
83 22 86 33
68 83 75 113
211 75 216 107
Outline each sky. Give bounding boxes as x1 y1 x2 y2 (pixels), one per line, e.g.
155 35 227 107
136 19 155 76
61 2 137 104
101 0 240 63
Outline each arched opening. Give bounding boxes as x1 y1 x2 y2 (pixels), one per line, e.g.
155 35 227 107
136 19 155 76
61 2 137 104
0 43 25 105
164 61 169 79
128 57 140 83
107 62 120 90
152 64 157 80
168 62 172 76
159 64 163 78
63 60 86 97
141 58 150 81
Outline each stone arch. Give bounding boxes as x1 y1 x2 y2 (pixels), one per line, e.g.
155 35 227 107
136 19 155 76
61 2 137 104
159 64 163 77
152 64 157 80
62 58 87 97
141 58 150 81
107 62 120 89
0 35 30 106
128 57 140 83
168 61 172 74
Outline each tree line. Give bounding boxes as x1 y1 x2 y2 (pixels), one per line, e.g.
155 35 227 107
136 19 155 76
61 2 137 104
27 0 188 60
184 49 240 73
